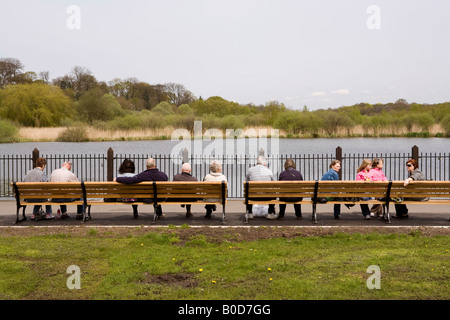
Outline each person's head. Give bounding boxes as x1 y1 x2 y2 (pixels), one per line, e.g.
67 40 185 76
62 161 72 171
372 158 384 169
256 156 266 166
119 158 135 174
284 158 296 170
146 158 156 169
181 162 191 173
35 157 47 169
357 159 372 173
329 160 341 172
210 160 222 173
406 159 418 172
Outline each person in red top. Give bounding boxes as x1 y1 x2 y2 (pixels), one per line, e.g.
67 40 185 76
355 159 372 219
368 158 388 217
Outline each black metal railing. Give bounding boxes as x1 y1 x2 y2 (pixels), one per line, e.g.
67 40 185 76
1 146 448 198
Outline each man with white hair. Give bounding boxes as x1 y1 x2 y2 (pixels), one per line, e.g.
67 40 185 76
173 162 198 218
116 158 168 183
245 156 277 219
50 161 84 219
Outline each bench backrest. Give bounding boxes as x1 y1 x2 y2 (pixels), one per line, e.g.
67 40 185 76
315 181 391 199
12 182 84 200
84 181 227 203
244 180 450 201
244 181 317 199
390 181 450 199
13 181 228 204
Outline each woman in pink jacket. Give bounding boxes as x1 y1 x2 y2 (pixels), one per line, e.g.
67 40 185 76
369 158 388 217
356 159 372 219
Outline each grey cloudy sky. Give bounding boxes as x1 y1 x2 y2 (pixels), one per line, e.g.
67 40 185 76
1 0 449 110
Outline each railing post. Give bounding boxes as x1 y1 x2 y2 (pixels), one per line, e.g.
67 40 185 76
107 147 114 181
412 145 419 163
336 146 343 180
182 147 189 164
32 148 39 168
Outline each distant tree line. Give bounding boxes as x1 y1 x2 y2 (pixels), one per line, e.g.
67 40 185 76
0 57 449 142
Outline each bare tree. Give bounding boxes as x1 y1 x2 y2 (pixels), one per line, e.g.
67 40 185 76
38 71 50 84
0 58 24 88
164 82 196 106
71 66 98 99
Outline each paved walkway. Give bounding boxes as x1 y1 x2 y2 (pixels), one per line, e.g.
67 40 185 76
0 199 448 228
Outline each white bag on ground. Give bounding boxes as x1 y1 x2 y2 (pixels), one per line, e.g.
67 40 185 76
253 204 269 217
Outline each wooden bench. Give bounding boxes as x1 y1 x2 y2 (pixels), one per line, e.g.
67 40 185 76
244 180 450 224
12 181 228 224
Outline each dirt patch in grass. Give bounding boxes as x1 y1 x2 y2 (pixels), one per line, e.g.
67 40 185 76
0 226 448 242
142 272 199 288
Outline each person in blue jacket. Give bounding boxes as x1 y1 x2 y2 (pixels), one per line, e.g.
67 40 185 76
320 159 341 219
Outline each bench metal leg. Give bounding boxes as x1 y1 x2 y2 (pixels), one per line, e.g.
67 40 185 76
221 205 226 224
312 204 318 224
15 205 27 224
82 205 92 223
383 204 391 224
244 208 249 224
152 204 158 224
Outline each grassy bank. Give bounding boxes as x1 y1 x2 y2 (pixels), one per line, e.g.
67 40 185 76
0 227 448 300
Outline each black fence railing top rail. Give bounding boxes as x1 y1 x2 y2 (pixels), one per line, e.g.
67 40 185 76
1 145 448 198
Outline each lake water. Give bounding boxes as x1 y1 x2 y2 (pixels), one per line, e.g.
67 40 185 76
0 137 448 156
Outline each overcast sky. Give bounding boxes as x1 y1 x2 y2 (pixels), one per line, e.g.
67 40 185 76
1 0 449 110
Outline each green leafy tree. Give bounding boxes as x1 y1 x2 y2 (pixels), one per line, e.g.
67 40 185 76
0 117 19 142
77 88 124 124
0 83 72 126
440 114 450 136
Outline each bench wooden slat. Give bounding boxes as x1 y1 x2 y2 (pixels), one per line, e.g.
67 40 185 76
243 180 450 224
12 181 228 224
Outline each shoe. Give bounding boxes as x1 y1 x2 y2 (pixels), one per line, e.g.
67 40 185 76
266 213 278 220
370 213 375 217
277 215 285 220
76 213 84 220
61 213 70 219
157 213 166 219
186 211 193 218
365 215 371 220
247 213 253 219
45 214 55 220
334 215 340 219
296 215 302 220
204 214 211 219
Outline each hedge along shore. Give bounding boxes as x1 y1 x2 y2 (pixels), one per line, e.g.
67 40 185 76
16 123 447 142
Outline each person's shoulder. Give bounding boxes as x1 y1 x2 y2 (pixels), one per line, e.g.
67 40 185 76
173 173 182 180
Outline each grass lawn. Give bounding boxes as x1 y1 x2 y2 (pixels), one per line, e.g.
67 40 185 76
0 226 448 300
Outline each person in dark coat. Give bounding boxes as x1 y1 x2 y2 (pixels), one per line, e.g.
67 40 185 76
115 158 168 218
117 158 139 218
393 159 427 218
173 163 198 218
278 159 303 219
